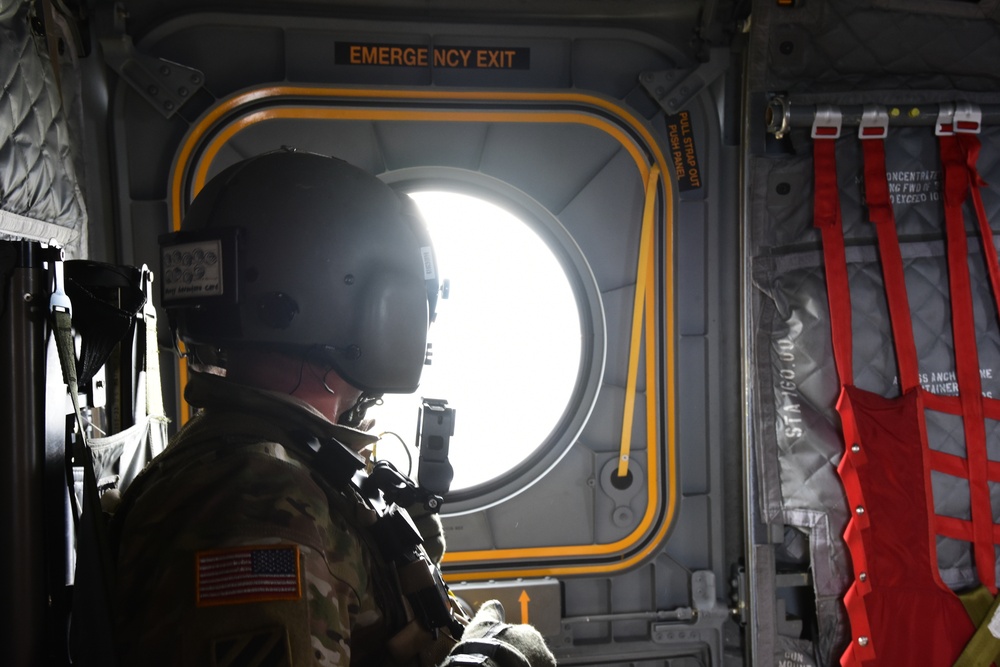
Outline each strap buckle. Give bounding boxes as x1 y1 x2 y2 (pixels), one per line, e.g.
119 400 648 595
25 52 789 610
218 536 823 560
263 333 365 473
936 103 955 136
811 105 842 139
858 105 889 140
954 101 982 134
49 250 72 316
447 638 532 667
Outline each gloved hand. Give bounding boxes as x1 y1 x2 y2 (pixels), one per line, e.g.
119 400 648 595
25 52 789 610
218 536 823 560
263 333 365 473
405 501 445 565
445 600 557 667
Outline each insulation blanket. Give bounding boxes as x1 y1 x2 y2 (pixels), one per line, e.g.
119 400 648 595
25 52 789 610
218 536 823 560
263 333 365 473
0 0 86 256
751 124 1000 661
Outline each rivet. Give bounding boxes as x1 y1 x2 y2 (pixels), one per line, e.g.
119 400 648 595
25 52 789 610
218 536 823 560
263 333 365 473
855 506 865 515
858 636 869 647
859 572 868 582
851 443 860 453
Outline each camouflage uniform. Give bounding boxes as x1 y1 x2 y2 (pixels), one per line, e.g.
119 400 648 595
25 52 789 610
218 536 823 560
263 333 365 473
112 371 407 666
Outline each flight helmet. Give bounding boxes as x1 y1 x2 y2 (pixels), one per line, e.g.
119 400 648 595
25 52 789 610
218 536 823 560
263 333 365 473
159 149 438 394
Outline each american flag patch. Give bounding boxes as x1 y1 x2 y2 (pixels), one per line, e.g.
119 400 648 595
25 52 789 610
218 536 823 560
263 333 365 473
196 545 301 607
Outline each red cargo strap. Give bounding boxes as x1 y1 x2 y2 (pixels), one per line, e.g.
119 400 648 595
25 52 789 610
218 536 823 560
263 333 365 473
939 132 996 594
813 132 977 666
860 139 920 391
813 137 853 385
958 133 1000 307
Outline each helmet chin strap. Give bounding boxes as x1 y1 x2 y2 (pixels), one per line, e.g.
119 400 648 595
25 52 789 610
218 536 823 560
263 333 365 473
293 354 378 429
339 393 382 429
320 365 339 396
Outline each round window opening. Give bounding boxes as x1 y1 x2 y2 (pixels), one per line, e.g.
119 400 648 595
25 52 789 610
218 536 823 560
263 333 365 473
369 190 585 495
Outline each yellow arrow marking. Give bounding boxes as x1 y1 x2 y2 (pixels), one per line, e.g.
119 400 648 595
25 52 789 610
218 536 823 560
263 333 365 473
519 590 531 624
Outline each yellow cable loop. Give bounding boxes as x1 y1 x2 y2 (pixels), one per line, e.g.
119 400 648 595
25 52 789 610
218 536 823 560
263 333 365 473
617 164 661 479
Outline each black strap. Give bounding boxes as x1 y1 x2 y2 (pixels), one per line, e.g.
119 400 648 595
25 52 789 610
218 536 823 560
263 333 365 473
63 260 144 386
52 305 119 667
445 637 532 667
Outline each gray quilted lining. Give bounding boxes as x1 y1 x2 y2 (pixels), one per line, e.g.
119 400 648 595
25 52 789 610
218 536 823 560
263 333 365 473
747 1 1000 661
751 0 1000 94
0 0 86 256
752 123 1000 659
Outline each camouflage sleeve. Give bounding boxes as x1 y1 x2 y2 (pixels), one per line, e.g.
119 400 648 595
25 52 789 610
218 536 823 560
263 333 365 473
114 439 380 666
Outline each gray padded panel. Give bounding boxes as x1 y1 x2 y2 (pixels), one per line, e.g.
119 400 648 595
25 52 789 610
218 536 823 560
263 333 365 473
752 121 1000 662
747 9 1000 656
749 0 1000 95
0 0 86 256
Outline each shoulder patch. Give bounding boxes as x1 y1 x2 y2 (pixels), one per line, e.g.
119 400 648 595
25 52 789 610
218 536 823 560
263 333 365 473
196 545 302 607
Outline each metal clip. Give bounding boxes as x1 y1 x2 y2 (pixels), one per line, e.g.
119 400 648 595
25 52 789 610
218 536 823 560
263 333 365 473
858 105 889 140
766 96 791 139
140 264 156 323
811 105 842 139
935 103 955 136
49 251 72 316
954 101 982 134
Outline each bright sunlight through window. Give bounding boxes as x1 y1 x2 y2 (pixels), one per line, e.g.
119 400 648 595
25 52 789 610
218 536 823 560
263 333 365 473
369 190 582 493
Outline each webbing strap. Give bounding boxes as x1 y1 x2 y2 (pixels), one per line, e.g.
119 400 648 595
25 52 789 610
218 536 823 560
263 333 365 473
821 130 986 666
954 586 1000 667
939 133 996 594
860 139 920 391
960 585 997 627
957 133 1000 328
116 266 168 492
616 164 660 479
142 267 165 422
40 0 64 106
812 138 854 385
813 136 876 665
53 305 120 666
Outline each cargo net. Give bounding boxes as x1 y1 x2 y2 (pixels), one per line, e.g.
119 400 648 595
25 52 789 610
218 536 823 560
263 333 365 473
808 106 1000 666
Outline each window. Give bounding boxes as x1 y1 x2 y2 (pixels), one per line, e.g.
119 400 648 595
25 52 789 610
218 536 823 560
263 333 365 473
369 190 582 493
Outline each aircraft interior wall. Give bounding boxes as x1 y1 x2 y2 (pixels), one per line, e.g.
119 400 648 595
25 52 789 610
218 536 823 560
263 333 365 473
5 0 1000 665
747 2 1000 666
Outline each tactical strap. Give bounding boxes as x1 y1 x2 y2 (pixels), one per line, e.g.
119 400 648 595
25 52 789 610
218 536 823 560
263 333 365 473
53 303 119 666
954 586 1000 667
443 637 532 667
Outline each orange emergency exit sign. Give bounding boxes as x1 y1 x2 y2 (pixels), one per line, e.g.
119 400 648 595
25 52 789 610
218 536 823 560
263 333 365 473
335 42 530 69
